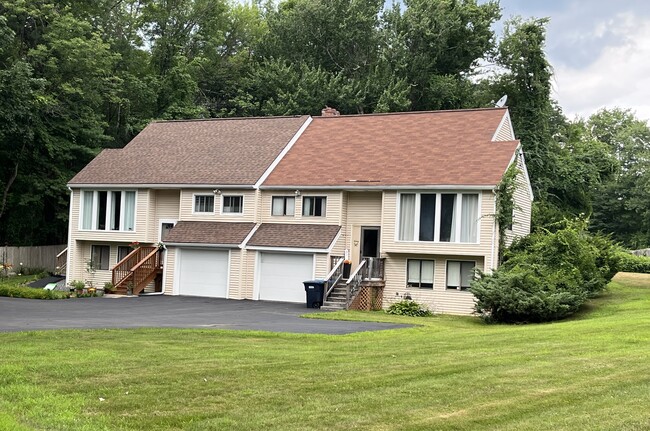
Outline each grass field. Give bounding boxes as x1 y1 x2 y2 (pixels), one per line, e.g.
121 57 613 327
1 272 649 430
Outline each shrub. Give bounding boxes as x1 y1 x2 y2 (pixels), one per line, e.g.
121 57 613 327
473 219 620 323
20 266 48 276
616 252 650 273
387 300 433 317
0 285 69 299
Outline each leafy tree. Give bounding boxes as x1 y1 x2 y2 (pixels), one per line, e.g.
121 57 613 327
588 109 650 248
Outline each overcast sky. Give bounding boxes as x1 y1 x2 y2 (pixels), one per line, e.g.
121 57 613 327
496 0 650 122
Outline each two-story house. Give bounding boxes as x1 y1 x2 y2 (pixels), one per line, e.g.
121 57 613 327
65 107 532 315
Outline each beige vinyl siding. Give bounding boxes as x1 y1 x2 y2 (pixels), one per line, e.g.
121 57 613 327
163 247 176 294
149 189 180 242
493 112 515 141
227 249 242 299
314 254 329 279
346 191 383 265
241 250 257 299
383 254 483 315
505 155 533 246
73 242 130 288
381 190 495 257
68 189 151 286
180 189 257 222
260 191 343 225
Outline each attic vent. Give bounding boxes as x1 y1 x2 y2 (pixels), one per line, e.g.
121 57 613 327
321 106 340 117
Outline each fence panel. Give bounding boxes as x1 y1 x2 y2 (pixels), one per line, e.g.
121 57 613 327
1 245 67 273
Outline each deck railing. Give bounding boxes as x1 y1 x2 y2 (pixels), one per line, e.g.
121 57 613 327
112 246 158 290
56 247 68 275
324 257 344 302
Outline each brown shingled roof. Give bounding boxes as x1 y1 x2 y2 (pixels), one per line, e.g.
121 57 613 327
247 224 340 250
263 108 519 187
69 116 309 185
164 221 255 245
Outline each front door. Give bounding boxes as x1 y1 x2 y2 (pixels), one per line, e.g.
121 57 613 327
360 227 380 261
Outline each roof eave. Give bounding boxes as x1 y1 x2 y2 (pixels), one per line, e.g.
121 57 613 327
68 183 257 189
259 184 498 191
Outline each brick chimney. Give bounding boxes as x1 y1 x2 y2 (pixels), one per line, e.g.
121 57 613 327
321 106 340 117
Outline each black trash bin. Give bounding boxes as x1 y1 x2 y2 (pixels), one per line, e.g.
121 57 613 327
303 280 325 308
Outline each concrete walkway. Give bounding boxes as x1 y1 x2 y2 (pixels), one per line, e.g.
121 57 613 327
0 295 409 334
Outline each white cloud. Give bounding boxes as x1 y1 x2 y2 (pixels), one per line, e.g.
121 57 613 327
551 13 650 121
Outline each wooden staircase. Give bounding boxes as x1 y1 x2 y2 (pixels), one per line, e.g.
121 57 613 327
112 246 163 296
321 282 348 311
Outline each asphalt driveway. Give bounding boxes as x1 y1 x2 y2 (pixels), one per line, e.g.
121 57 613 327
0 295 409 334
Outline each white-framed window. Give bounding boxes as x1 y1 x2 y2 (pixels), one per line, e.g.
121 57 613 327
117 246 131 263
91 245 110 270
272 196 295 216
446 260 475 291
81 190 136 231
398 192 479 243
194 194 214 213
303 196 326 217
222 195 243 214
407 259 434 289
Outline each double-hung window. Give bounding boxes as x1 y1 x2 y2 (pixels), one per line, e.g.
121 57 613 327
194 195 214 213
407 259 434 289
303 196 326 217
91 245 110 270
222 195 243 214
272 196 295 216
446 261 475 290
81 190 136 231
398 192 479 243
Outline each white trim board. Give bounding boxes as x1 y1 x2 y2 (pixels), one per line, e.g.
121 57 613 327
255 116 313 189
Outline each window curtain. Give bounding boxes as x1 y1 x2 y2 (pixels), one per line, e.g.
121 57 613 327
399 194 415 240
447 261 461 288
421 260 434 284
286 197 295 215
407 260 419 284
303 197 312 216
460 194 479 242
124 191 135 231
460 262 474 288
272 197 284 215
82 191 94 229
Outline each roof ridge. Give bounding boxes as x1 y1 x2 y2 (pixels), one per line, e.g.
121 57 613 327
151 115 307 124
312 107 507 119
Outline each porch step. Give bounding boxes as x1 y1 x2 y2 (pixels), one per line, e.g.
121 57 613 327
322 283 348 310
321 301 346 311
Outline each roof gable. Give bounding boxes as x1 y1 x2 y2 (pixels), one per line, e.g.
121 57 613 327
263 108 519 188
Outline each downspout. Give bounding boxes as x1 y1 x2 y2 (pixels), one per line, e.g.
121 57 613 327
490 188 497 273
65 187 73 287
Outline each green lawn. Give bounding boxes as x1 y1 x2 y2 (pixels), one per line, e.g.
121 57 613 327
1 273 649 431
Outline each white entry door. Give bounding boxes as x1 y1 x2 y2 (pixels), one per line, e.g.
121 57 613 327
258 252 314 303
178 249 229 298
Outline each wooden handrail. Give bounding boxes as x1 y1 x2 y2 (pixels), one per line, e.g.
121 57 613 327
112 246 157 289
325 258 344 280
345 260 367 285
56 247 68 259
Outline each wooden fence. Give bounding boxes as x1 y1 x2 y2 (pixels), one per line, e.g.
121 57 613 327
0 244 67 273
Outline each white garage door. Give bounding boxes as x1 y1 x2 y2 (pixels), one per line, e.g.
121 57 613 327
258 253 314 303
178 249 229 298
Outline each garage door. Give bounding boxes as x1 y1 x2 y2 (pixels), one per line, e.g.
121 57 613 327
178 249 229 297
258 253 314 303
